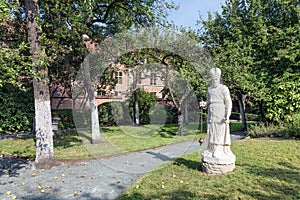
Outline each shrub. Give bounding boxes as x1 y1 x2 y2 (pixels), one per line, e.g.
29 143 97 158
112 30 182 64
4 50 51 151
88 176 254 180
52 109 75 129
98 101 124 126
0 86 34 133
165 105 178 124
128 89 157 125
248 114 300 138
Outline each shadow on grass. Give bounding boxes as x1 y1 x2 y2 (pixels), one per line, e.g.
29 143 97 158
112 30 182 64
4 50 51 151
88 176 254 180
239 162 300 199
119 189 235 200
119 190 196 200
54 134 83 149
173 157 202 171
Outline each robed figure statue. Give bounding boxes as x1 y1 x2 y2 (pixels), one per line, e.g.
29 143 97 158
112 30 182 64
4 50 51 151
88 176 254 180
201 68 236 174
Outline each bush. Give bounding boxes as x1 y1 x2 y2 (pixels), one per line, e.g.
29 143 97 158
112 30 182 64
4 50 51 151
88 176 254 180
149 104 167 124
128 89 157 125
165 105 178 124
0 86 34 133
245 113 259 121
52 109 75 129
98 101 124 126
248 114 300 138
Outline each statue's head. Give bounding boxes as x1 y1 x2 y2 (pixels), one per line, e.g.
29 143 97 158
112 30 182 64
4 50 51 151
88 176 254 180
209 68 221 88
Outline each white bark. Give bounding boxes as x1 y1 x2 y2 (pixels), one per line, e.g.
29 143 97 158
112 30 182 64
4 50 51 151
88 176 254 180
25 0 57 168
34 97 55 161
83 57 100 144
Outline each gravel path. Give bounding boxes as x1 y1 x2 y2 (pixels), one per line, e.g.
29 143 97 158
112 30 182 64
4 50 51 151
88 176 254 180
0 133 245 200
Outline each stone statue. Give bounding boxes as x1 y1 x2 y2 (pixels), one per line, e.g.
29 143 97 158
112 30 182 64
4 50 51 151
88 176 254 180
201 68 235 174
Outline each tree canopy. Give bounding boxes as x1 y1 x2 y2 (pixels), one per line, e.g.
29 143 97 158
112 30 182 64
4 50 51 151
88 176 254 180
199 0 300 122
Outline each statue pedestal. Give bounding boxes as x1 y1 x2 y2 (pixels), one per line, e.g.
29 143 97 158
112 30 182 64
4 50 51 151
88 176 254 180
201 152 235 174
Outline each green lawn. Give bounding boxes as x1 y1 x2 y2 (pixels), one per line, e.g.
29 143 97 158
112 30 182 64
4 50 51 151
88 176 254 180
0 124 202 160
118 138 300 200
0 122 252 160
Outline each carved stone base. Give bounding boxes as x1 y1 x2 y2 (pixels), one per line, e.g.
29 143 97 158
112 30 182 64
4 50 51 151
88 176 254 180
202 160 235 174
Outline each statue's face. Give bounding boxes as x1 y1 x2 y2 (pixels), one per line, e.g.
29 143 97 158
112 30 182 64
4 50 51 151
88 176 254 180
211 77 220 88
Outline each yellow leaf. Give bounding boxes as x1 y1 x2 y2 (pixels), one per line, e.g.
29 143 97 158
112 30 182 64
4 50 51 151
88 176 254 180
12 195 17 200
179 180 184 184
40 189 45 193
31 173 36 177
172 174 176 178
37 185 43 190
162 185 165 189
135 185 140 189
54 176 58 180
21 182 25 186
6 191 11 195
74 191 79 196
61 174 65 177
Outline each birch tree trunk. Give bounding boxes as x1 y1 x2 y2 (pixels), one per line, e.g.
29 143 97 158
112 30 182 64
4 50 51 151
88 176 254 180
133 90 140 126
25 0 57 169
83 57 100 144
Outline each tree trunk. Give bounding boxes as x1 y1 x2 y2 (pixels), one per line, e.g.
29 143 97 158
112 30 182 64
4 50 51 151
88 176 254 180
83 57 100 144
133 90 140 125
184 101 189 125
177 109 183 136
237 93 247 131
259 100 266 121
25 0 57 169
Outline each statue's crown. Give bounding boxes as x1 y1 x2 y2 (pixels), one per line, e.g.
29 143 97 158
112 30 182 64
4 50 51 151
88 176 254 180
209 68 221 78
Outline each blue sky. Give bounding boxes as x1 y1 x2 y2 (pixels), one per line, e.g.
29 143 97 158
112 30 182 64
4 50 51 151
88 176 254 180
167 0 225 30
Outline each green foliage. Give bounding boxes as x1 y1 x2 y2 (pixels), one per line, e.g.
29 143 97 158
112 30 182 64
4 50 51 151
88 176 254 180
0 86 34 133
98 102 124 126
199 0 300 122
248 113 300 138
149 104 178 124
0 1 33 89
51 110 75 129
129 89 157 125
266 72 300 122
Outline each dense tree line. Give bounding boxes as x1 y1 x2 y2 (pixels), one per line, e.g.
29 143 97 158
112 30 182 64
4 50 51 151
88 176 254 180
198 0 299 127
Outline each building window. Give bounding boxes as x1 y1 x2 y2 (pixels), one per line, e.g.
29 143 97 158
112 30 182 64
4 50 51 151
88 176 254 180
150 73 157 85
97 90 106 96
114 91 122 97
116 71 123 84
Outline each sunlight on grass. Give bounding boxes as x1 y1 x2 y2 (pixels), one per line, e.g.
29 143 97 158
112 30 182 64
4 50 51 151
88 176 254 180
0 124 203 160
0 122 252 160
118 139 300 200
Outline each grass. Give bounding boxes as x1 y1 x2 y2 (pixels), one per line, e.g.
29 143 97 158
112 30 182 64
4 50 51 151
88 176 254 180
0 124 203 160
118 138 300 200
0 122 253 160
